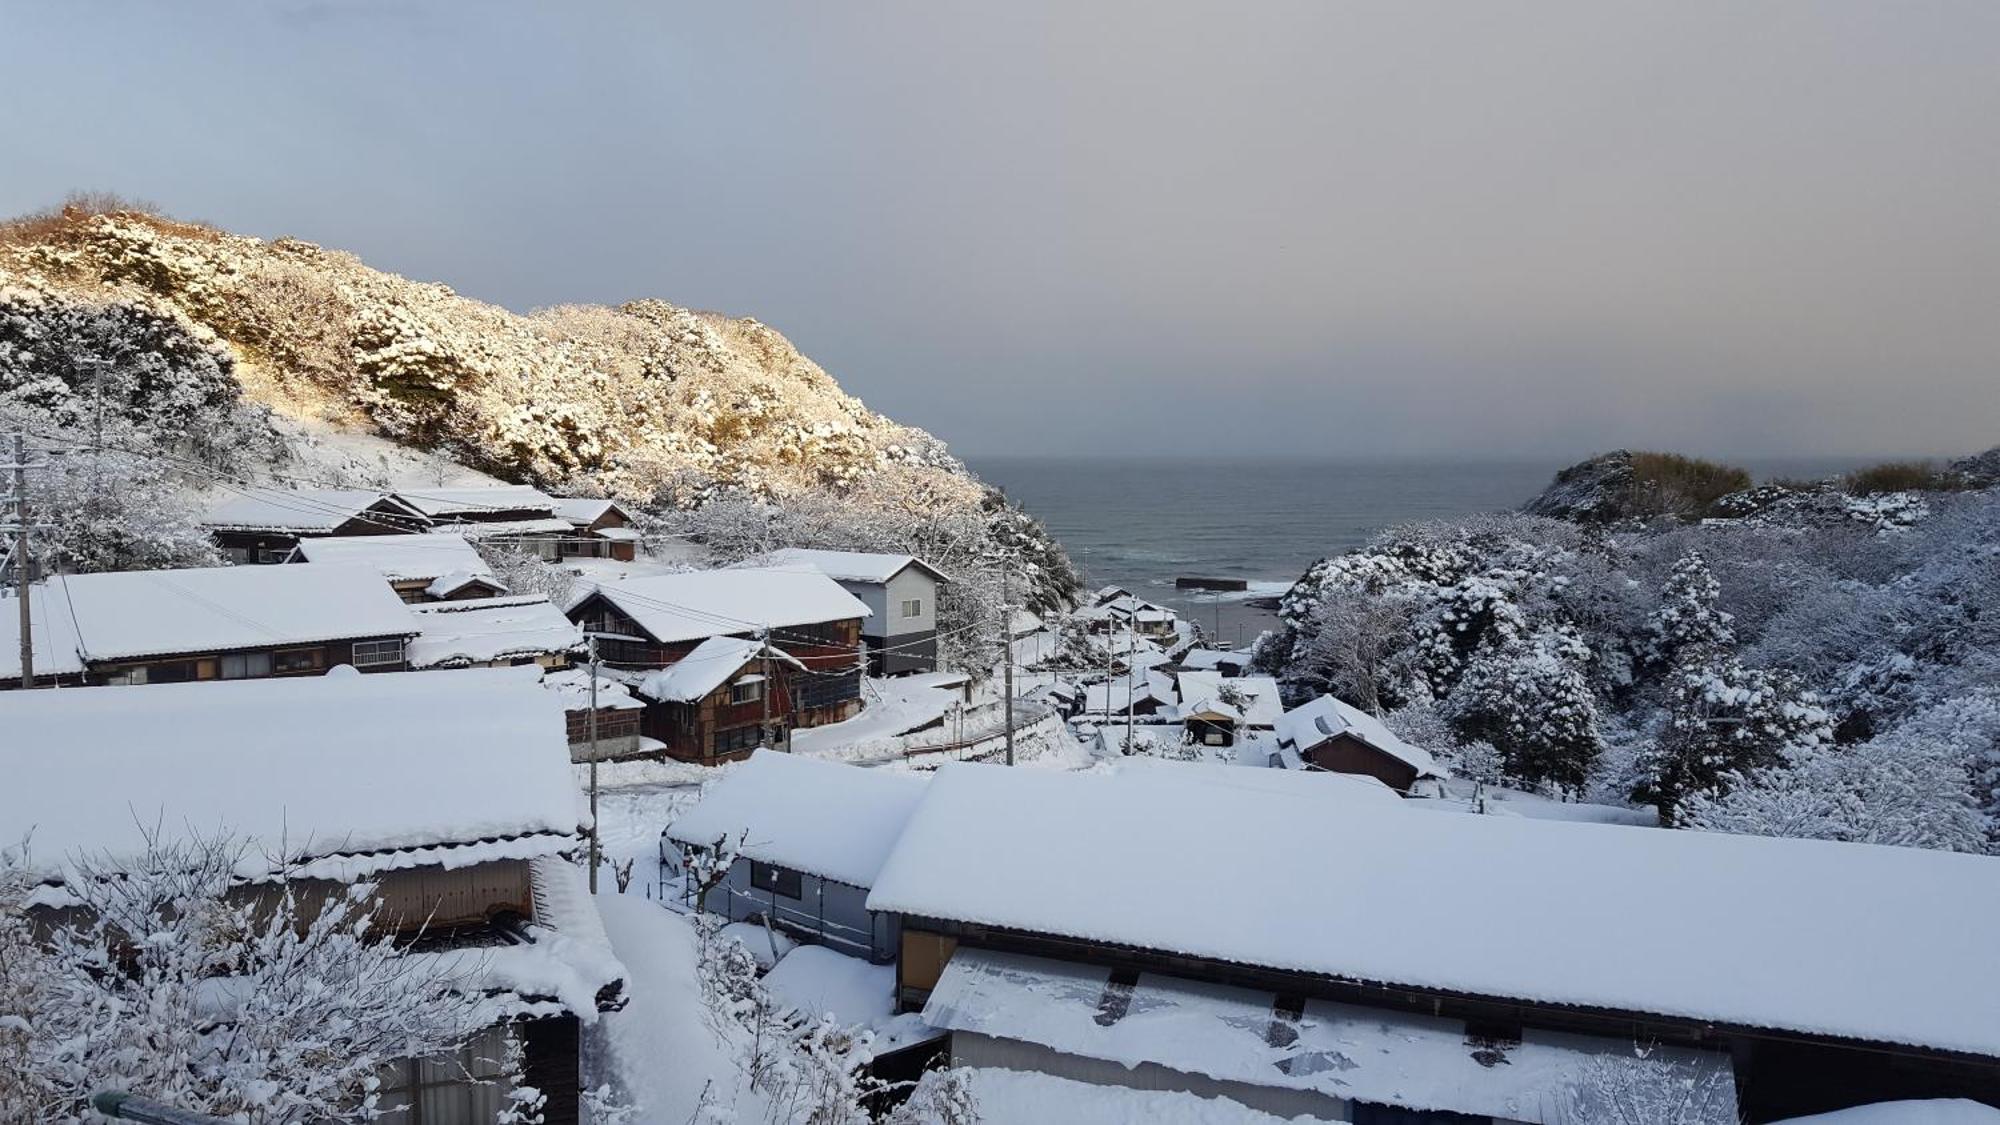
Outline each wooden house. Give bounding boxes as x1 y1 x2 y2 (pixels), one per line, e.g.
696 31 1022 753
1274 694 1442 792
290 531 508 602
633 636 805 762
552 497 641 562
663 751 926 962
0 668 627 1125
542 667 649 762
406 595 585 671
202 486 430 563
0 564 419 689
763 549 951 676
392 485 574 560
566 568 871 731
1179 698 1243 747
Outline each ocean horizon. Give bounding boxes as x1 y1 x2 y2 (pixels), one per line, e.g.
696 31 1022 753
972 453 1884 642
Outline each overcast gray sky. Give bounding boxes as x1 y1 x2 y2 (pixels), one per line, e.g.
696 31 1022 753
2 1 1995 460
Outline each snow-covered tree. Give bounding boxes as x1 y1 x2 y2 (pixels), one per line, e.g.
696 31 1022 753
0 833 491 1124
1448 625 1603 793
1634 657 1832 824
4 414 221 574
1647 551 1734 666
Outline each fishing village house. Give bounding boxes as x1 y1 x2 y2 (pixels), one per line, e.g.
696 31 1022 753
201 485 431 563
289 531 509 602
1274 694 1445 793
0 668 627 1125
662 750 927 963
406 596 585 672
762 549 951 676
864 760 2000 1123
565 567 871 760
630 635 806 762
550 497 641 562
0 563 419 688
542 666 649 762
390 485 576 560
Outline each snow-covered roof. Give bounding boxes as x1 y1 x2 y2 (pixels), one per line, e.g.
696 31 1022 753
1172 672 1284 726
663 751 928 888
869 762 2000 1059
442 517 575 540
390 485 558 518
0 666 581 882
406 595 584 669
925 948 1737 1124
291 531 496 584
763 547 951 585
1275 694 1442 778
8 564 417 667
1177 648 1250 672
1180 698 1243 722
0 589 87 680
540 666 646 711
1007 607 1044 637
945 1067 1299 1125
636 636 803 703
550 496 631 526
1773 1101 2000 1125
201 486 426 533
577 568 871 645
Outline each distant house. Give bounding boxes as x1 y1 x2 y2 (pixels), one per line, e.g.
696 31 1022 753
551 497 640 562
663 750 926 962
406 595 584 671
541 667 648 762
1275 694 1442 792
1179 698 1243 747
764 548 951 676
0 668 627 1125
1082 589 1178 640
634 636 806 763
202 486 430 563
0 564 419 689
566 568 870 729
868 760 2000 1122
391 486 573 559
1170 671 1284 728
1175 646 1254 677
290 531 508 602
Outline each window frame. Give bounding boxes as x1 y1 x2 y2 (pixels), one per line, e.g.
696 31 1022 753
900 597 924 619
272 647 325 675
749 860 803 899
350 638 407 668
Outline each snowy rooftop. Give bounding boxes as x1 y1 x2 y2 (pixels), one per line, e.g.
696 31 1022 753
637 636 803 703
926 948 1737 1124
3 564 418 667
0 589 87 680
390 485 558 518
1275 694 1442 778
663 751 928 888
442 517 575 540
0 666 582 882
579 567 871 645
540 666 646 711
291 531 496 583
200 486 425 533
551 496 630 525
406 595 584 669
869 762 2000 1059
763 547 950 585
1172 672 1284 726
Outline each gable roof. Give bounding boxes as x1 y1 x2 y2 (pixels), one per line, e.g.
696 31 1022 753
764 547 952 585
1172 672 1284 726
636 636 804 703
291 531 496 584
869 762 2000 1060
1275 695 1441 778
391 485 558 519
6 564 417 668
663 750 928 887
0 666 580 882
576 567 871 645
550 497 632 526
202 486 427 534
406 595 584 670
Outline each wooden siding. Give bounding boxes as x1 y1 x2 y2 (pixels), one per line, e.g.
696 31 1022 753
1302 734 1420 793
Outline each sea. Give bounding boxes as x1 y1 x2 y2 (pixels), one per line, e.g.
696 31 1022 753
970 455 1879 646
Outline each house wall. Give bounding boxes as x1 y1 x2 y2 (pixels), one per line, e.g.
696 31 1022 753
1305 735 1419 793
85 633 413 686
950 1031 1357 1122
701 856 899 962
522 1015 583 1125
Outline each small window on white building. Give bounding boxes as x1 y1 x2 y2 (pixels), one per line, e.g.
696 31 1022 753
901 598 923 619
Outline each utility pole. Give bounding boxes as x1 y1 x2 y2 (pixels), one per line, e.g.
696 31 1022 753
1125 607 1136 753
759 626 774 750
8 434 39 689
586 634 601 893
1002 564 1015 766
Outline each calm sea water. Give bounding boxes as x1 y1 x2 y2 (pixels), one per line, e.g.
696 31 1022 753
971 455 1875 643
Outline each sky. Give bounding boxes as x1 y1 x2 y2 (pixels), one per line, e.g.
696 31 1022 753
1 1 1995 461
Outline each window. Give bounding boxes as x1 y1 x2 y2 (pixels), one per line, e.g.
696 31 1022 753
220 651 273 679
351 638 406 668
374 1025 510 1125
256 547 290 564
796 669 861 711
900 598 923 619
749 860 802 899
224 547 251 565
712 724 769 757
272 648 324 674
730 676 764 705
